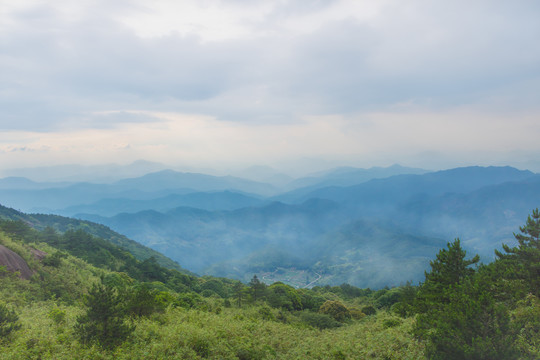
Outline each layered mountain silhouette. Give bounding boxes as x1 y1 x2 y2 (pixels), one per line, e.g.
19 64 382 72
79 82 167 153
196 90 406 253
1 165 537 288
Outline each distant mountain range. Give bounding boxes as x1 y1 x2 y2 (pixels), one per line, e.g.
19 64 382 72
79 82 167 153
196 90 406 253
0 164 426 214
1 164 538 288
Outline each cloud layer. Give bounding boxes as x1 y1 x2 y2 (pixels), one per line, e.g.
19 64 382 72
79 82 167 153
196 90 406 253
1 0 540 173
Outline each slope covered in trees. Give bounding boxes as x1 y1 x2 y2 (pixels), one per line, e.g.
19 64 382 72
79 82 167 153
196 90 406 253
0 207 538 358
0 203 188 273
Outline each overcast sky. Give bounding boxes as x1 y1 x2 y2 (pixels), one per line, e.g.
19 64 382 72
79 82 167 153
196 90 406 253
1 0 540 176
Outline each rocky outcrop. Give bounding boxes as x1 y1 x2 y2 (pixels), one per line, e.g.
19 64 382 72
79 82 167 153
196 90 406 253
0 244 33 280
31 248 48 261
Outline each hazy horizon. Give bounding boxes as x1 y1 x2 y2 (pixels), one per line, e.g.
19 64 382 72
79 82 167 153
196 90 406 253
0 159 536 185
2 1 540 174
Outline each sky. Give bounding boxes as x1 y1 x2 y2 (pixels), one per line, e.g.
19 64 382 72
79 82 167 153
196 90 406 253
1 0 540 177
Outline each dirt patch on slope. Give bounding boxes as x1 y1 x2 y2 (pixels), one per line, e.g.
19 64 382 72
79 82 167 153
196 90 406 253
0 244 33 279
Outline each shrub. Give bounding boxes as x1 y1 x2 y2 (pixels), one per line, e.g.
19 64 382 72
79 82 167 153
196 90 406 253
48 308 66 325
42 251 67 267
361 305 377 316
124 285 167 317
319 300 351 322
382 318 402 328
258 305 275 321
0 303 21 339
190 336 211 357
348 307 366 320
200 289 215 297
299 311 342 329
267 283 302 311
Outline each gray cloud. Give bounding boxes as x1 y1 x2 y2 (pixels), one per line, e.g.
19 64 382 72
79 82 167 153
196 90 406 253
1 0 539 171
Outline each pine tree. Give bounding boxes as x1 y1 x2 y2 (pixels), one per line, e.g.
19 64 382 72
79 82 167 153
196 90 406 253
74 281 134 349
415 238 479 313
233 281 246 307
249 275 266 302
496 208 540 296
414 239 518 359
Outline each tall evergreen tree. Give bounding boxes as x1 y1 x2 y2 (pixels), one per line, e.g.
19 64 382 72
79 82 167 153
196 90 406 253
496 208 540 296
233 281 246 307
249 275 266 302
75 281 134 349
415 238 479 313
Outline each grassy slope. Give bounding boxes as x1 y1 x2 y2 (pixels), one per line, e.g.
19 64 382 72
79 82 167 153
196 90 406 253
2 305 424 360
0 229 425 359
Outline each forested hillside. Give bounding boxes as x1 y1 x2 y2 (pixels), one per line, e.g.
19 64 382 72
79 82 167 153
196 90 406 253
0 204 188 274
0 210 538 359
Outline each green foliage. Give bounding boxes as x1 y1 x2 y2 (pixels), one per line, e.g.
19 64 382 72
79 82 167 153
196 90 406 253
297 289 326 311
361 305 377 316
410 216 540 360
0 303 21 339
42 251 67 267
266 282 302 311
419 276 517 360
257 305 275 321
496 208 540 297
248 274 267 302
176 292 204 309
299 311 342 329
415 238 479 313
319 300 351 322
338 283 370 298
427 238 479 286
391 282 418 318
1 205 539 359
48 308 66 325
200 278 229 298
511 294 540 359
382 318 402 329
74 282 134 349
375 287 402 309
124 285 168 318
233 281 247 307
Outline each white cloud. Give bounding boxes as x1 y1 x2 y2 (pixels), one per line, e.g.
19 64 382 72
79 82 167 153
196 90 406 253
2 107 539 172
1 0 540 172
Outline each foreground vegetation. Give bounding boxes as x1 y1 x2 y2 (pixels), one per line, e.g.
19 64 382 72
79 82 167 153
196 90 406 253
0 209 539 359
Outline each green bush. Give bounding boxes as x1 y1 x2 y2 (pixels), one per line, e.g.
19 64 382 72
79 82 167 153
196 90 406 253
0 302 21 339
382 318 402 328
361 305 377 316
319 300 351 322
124 285 167 317
48 308 66 325
258 305 275 321
42 251 67 267
348 307 366 320
266 283 302 311
299 311 342 329
512 294 540 359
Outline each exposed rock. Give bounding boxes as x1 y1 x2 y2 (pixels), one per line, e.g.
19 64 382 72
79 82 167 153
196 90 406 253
0 244 33 280
31 248 48 261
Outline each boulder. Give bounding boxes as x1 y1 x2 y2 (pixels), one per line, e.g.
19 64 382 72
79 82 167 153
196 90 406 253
0 244 33 280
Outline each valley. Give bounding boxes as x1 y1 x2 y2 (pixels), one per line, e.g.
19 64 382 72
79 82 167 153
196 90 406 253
1 164 538 289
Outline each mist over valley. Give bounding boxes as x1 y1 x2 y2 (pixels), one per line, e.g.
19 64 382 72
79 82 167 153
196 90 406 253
1 163 537 289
